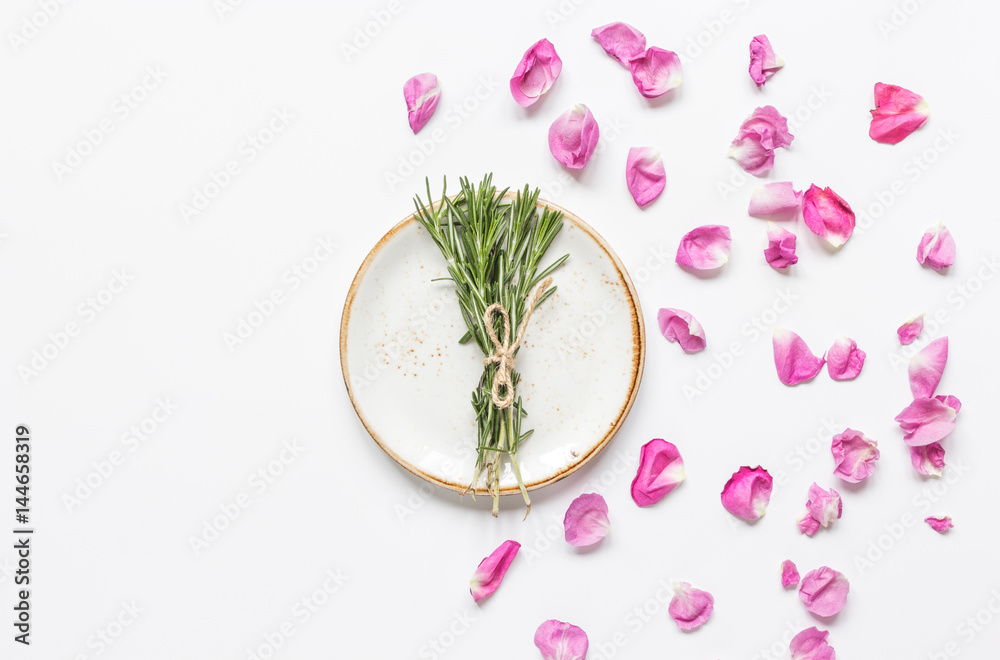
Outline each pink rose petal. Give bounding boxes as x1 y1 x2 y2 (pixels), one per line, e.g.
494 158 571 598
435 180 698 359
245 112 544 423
631 438 686 507
897 314 925 345
764 223 799 270
564 493 610 547
869 82 929 145
749 182 803 215
676 225 731 270
799 567 849 617
548 104 600 170
790 627 836 660
773 328 826 386
668 582 714 632
657 308 706 353
403 73 442 134
721 466 773 521
826 336 866 381
831 429 879 483
469 540 520 603
802 184 856 248
628 47 682 98
534 619 589 660
591 22 646 66
925 516 953 534
910 442 945 477
797 483 842 536
917 223 956 271
728 106 794 176
895 396 961 446
510 38 562 108
781 560 801 589
909 336 948 398
626 147 666 206
749 34 784 86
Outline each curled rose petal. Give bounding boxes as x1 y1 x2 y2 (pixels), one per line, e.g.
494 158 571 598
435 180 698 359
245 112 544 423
668 582 714 632
626 147 666 206
799 567 849 617
749 182 803 216
749 34 784 86
403 73 442 134
773 328 826 386
925 516 953 534
897 314 925 345
802 185 855 248
721 466 773 521
534 619 588 660
510 38 562 108
895 396 960 446
628 47 682 98
781 560 801 589
917 222 956 271
728 106 794 176
564 493 610 546
869 82 929 145
910 442 945 477
676 225 731 270
797 483 842 537
789 627 836 660
548 104 600 169
826 336 866 381
764 223 799 270
909 336 948 398
469 540 520 602
831 429 879 483
657 308 706 353
591 22 646 66
631 438 686 507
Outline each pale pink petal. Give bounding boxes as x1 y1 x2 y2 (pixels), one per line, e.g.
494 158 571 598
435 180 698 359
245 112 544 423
628 47 682 98
894 396 960 447
749 34 784 86
631 438 686 507
790 627 836 660
749 182 803 215
721 466 773 521
799 567 849 617
773 328 826 386
911 442 946 477
657 308 706 353
764 222 799 269
668 582 714 632
831 429 879 483
802 184 856 248
925 516 954 534
548 104 600 169
469 540 520 602
676 225 731 270
534 620 589 660
797 483 842 537
728 132 774 176
510 39 562 107
897 314 925 345
564 493 610 546
781 560 801 589
826 336 866 381
796 514 820 537
728 106 794 176
869 82 929 145
909 336 948 398
403 73 441 134
936 394 962 413
591 22 646 66
626 147 666 206
916 223 956 271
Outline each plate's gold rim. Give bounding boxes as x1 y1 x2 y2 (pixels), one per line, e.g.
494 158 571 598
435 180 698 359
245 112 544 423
339 197 645 495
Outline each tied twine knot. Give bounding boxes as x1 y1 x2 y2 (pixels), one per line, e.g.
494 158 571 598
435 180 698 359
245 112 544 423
482 278 553 409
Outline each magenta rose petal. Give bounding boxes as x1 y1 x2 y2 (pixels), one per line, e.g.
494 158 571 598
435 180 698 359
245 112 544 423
656 308 706 353
469 540 520 602
591 22 646 66
797 483 842 536
749 182 803 215
773 328 826 386
728 106 794 176
799 567 849 617
925 516 954 534
911 442 946 477
897 314 925 345
676 225 731 270
789 627 836 660
721 466 773 521
781 560 801 589
909 336 948 398
510 38 562 108
631 438 686 507
668 582 714 632
626 147 666 206
895 396 960 446
802 184 856 248
403 73 442 134
917 223 956 271
869 82 929 145
628 47 682 98
563 493 610 547
826 336 866 381
548 104 600 169
533 619 588 660
749 34 784 86
764 222 799 270
831 429 879 483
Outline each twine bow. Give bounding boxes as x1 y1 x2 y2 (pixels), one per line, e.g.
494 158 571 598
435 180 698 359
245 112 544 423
482 278 553 409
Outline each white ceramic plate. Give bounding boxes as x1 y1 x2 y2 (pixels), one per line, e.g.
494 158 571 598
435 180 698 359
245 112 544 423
340 198 644 495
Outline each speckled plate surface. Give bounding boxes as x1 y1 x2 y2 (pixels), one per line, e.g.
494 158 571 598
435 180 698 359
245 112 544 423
340 198 644 495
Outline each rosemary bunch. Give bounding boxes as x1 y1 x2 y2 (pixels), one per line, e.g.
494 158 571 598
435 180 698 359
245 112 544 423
413 175 568 516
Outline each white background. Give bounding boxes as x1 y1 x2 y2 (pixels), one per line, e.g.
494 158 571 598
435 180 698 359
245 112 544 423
1 0 998 658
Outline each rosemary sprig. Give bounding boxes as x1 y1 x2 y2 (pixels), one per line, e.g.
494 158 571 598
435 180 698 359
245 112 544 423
413 175 568 516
